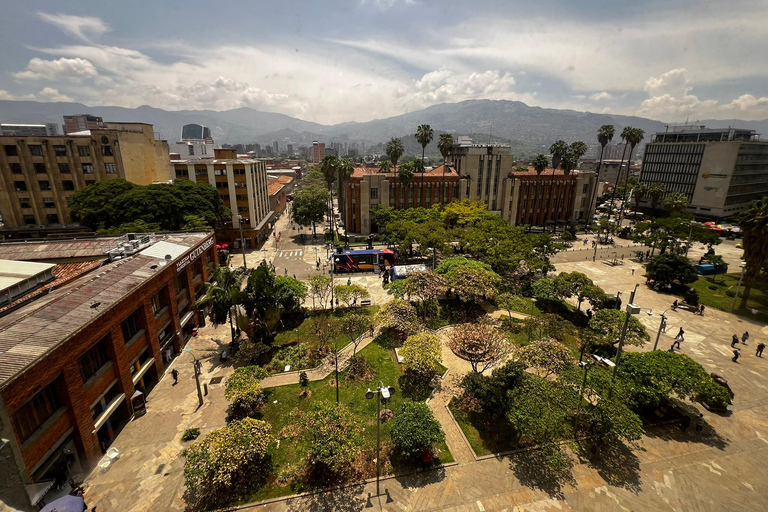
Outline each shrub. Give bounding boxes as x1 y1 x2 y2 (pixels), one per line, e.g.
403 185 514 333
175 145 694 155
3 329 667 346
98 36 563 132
182 428 200 442
390 401 445 459
225 366 268 418
401 332 442 379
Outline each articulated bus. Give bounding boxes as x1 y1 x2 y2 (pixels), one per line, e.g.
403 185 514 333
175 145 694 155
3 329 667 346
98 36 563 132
332 248 396 273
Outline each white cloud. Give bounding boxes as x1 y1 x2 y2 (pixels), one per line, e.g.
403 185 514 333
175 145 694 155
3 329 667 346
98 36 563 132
590 91 613 101
639 69 717 118
13 57 98 81
37 87 74 102
0 90 16 100
407 68 523 109
37 12 110 42
721 94 768 111
359 0 414 7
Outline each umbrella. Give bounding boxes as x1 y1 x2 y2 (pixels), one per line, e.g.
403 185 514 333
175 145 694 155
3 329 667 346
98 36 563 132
40 495 84 512
704 222 715 226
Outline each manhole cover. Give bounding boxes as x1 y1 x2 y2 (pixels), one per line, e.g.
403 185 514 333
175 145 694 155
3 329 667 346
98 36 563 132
209 377 223 385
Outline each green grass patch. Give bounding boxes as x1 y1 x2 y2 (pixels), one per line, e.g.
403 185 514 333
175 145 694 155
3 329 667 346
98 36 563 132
447 401 516 457
691 273 768 317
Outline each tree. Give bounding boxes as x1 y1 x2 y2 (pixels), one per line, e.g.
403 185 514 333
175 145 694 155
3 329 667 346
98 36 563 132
401 332 443 378
402 270 447 319
292 184 329 235
448 322 510 373
560 151 580 176
548 140 569 222
183 418 272 510
514 338 572 378
308 275 333 309
97 219 161 235
67 179 137 229
531 277 557 301
588 125 615 224
632 182 648 208
532 154 549 176
416 124 434 204
646 253 698 285
438 133 454 174
648 182 667 209
334 284 370 307
390 402 445 459
338 312 371 360
496 293 530 318
588 308 650 347
377 298 419 342
736 197 768 309
580 284 608 311
309 315 338 356
224 366 268 418
290 401 363 478
378 160 392 173
103 185 186 231
182 214 211 230
617 127 645 218
664 191 689 213
446 265 501 304
435 256 492 275
241 264 307 344
197 261 245 344
386 137 405 171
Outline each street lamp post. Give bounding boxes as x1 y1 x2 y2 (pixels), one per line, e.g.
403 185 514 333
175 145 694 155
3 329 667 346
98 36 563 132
182 347 204 408
366 384 395 500
236 215 247 269
731 261 747 311
653 311 668 351
610 285 640 398
576 359 593 419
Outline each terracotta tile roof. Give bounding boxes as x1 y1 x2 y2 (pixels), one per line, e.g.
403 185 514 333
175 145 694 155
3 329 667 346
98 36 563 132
276 175 294 184
0 232 212 388
268 181 284 196
351 164 458 178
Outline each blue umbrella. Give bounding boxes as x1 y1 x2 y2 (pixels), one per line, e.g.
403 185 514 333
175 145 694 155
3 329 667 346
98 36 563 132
40 495 84 512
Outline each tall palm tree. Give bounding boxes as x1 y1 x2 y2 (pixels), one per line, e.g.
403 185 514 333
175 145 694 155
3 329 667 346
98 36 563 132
570 141 588 160
648 182 666 209
386 137 404 172
604 127 635 241
398 161 416 208
320 155 339 238
378 161 392 173
197 260 245 344
532 154 549 175
736 197 768 309
416 124 434 207
663 191 689 213
548 140 569 227
632 182 648 208
588 125 615 228
617 128 646 219
561 151 579 176
438 133 454 174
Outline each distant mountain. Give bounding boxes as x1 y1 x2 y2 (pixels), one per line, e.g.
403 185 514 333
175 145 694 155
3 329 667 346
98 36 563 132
2 99 765 159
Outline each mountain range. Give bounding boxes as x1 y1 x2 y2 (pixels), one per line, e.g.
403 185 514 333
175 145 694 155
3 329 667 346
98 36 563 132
2 99 766 159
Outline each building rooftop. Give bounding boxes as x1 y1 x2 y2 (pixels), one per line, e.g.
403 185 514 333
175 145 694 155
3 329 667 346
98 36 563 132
267 181 285 196
351 164 459 178
170 158 260 164
0 236 159 262
0 232 212 389
513 167 588 177
0 260 55 294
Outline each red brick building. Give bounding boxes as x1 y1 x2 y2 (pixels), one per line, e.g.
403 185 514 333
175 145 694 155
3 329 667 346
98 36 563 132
0 232 215 510
508 168 589 227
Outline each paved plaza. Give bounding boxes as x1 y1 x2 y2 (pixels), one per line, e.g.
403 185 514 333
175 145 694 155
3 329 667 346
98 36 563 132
81 231 768 512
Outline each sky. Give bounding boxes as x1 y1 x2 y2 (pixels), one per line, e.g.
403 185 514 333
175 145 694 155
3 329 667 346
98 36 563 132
1 0 767 125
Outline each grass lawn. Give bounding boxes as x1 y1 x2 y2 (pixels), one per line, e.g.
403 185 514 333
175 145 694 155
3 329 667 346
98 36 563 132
249 336 452 502
691 273 768 317
447 401 516 457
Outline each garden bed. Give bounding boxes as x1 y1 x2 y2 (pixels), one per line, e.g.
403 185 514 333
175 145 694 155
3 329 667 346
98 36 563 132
690 274 767 317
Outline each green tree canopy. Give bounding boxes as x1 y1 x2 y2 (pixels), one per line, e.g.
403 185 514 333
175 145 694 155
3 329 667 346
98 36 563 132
377 298 419 342
736 197 768 309
401 332 443 378
224 366 268 418
241 263 307 343
67 179 137 229
390 401 445 459
588 308 650 347
646 253 699 285
292 184 329 234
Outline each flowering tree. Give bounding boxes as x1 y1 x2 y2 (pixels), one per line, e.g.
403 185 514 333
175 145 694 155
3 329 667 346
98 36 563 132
401 332 443 379
183 418 272 510
515 338 573 378
334 284 370 307
402 270 447 319
377 298 419 343
308 275 333 309
224 366 268 418
447 265 501 304
448 322 510 373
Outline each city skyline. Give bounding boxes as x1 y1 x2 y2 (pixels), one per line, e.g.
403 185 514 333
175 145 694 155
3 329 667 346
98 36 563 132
0 1 767 125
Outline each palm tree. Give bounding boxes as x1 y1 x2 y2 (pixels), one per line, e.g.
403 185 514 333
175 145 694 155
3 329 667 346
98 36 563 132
570 141 588 160
588 125 615 228
617 128 646 219
736 197 768 309
663 191 689 213
398 161 416 208
438 133 454 175
632 182 648 208
648 182 666 209
548 140 569 226
604 127 635 241
320 155 340 238
386 137 404 172
561 151 579 175
196 260 245 344
416 124 434 206
532 154 549 175
378 161 392 173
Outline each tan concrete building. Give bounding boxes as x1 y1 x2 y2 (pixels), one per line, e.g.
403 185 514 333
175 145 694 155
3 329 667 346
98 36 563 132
0 123 170 236
311 141 325 164
171 148 272 247
448 136 516 213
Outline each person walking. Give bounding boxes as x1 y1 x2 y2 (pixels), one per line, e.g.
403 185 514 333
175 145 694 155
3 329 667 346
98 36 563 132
699 304 705 316
757 342 766 357
732 347 741 363
742 331 750 345
171 368 179 385
284 268 288 277
672 330 684 350
695 413 704 432
676 327 684 340
631 268 635 276
731 334 740 348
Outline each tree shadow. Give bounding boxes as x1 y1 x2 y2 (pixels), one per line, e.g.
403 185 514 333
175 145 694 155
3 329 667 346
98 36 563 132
642 401 730 451
576 439 642 493
506 445 575 499
284 482 367 512
393 464 447 489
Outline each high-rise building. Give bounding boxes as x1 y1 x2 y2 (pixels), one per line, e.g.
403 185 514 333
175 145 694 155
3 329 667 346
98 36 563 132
312 141 325 164
0 123 59 136
600 143 640 161
286 144 293 155
448 136 516 213
0 123 171 235
180 123 212 141
638 126 768 218
63 114 106 134
273 141 279 155
171 148 272 247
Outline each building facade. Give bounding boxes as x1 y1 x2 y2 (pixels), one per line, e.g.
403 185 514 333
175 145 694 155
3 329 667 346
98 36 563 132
1 124 59 137
506 169 598 227
0 232 214 511
448 137 516 213
171 148 272 247
168 140 218 160
638 126 768 218
63 115 106 134
180 124 212 141
0 123 171 235
579 159 640 187
267 178 287 217
311 141 325 164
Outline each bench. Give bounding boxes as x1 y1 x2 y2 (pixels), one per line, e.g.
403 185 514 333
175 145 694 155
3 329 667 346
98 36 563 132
360 299 371 306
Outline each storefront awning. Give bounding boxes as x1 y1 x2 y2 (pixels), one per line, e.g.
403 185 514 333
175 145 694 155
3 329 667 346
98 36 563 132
25 480 54 506
91 393 126 433
132 358 155 386
180 311 194 327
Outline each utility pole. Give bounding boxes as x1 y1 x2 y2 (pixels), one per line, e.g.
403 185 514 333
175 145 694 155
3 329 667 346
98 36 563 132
183 348 204 408
610 285 640 398
653 312 668 351
365 384 394 501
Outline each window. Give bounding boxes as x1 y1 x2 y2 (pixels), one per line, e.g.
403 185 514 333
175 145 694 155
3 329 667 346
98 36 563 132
82 163 94 173
582 184 588 193
121 309 144 344
29 145 43 156
195 168 207 176
46 214 59 224
38 180 51 191
62 180 75 191
370 188 378 199
10 163 22 174
54 145 67 157
4 145 17 156
91 384 121 421
85 180 95 186
100 136 109 144
79 340 109 382
23 215 36 225
78 145 91 157
13 383 61 442
19 198 31 209
150 290 169 316
105 163 117 174
43 198 55 208
175 168 189 177
188 145 195 156
34 163 46 174
59 163 70 173
101 146 113 156
214 169 227 176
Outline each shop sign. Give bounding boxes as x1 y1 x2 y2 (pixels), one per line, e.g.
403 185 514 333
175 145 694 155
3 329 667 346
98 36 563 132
176 238 214 272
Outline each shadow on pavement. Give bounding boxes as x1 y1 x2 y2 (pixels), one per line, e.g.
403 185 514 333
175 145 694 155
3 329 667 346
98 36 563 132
284 482 367 512
505 446 575 499
643 401 730 451
576 439 642 493
393 465 447 489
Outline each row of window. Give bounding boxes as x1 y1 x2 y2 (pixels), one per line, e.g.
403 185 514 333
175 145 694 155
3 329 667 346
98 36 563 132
8 162 116 174
3 144 111 158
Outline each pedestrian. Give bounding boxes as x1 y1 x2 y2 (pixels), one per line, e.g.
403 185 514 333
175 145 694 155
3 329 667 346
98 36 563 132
631 268 635 276
732 347 741 363
676 327 684 339
680 415 691 432
347 277 351 286
293 273 296 280
757 342 766 357
699 304 705 316
742 331 750 344
284 268 288 277
695 413 704 432
335 298 339 307
731 334 739 348
353 297 357 306
171 368 179 385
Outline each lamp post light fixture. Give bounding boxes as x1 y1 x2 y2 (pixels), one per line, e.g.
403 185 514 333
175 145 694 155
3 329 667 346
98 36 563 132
236 214 247 269
366 383 396 502
609 285 640 398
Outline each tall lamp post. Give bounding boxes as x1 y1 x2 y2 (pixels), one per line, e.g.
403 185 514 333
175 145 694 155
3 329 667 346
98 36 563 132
366 383 395 503
182 347 204 408
236 214 247 269
653 310 668 351
731 261 747 311
610 285 640 398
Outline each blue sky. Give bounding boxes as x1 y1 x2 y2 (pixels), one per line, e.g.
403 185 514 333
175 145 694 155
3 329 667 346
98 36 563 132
1 0 767 124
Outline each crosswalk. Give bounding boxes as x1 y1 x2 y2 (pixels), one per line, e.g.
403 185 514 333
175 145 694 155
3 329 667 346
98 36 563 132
277 250 303 258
